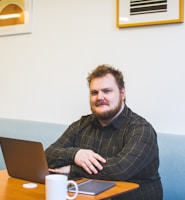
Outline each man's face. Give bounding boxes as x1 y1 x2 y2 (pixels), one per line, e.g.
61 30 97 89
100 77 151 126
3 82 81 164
89 73 125 120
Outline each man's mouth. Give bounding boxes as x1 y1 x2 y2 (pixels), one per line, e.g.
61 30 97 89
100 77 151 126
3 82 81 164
95 101 108 106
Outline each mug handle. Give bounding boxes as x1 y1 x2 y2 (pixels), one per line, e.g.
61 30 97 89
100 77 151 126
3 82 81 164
67 180 78 200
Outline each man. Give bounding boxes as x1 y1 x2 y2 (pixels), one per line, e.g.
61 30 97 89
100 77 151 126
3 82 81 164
45 64 163 199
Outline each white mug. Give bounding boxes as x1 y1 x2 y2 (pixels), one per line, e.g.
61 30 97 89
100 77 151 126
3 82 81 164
45 174 78 200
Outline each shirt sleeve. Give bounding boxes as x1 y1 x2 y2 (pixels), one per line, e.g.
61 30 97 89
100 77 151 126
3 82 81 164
45 122 80 169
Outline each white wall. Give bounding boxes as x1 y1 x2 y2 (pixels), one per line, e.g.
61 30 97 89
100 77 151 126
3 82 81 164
0 0 185 135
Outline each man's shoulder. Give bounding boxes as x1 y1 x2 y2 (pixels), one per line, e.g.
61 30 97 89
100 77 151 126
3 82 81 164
70 114 94 128
80 114 94 123
124 105 153 126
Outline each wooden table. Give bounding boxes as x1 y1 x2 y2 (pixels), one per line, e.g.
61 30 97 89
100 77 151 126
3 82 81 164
0 170 139 200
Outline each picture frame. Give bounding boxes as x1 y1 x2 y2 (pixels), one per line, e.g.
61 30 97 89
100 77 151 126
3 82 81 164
0 0 33 36
116 0 184 28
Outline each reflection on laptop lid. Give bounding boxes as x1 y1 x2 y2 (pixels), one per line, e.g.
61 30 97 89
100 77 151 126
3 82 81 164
0 137 49 184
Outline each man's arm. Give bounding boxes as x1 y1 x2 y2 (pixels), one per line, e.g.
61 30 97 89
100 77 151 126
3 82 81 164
48 149 106 175
70 125 158 181
45 123 80 168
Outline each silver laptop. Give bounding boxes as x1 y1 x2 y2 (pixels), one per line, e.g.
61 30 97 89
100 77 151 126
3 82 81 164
0 137 49 184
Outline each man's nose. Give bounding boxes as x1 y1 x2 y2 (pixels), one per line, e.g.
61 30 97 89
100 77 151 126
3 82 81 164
97 91 104 99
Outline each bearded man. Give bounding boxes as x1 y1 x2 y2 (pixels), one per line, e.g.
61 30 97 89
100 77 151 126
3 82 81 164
45 64 163 200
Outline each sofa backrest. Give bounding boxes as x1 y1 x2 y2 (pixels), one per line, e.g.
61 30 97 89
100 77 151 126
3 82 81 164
158 133 185 200
0 118 67 169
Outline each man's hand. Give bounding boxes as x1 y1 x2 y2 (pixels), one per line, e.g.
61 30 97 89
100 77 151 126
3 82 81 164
74 149 106 174
49 165 70 174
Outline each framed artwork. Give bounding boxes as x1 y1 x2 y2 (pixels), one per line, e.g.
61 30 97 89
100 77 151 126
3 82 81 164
0 0 33 36
116 0 184 28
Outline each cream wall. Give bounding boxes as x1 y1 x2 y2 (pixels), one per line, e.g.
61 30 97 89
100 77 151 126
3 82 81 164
0 0 184 135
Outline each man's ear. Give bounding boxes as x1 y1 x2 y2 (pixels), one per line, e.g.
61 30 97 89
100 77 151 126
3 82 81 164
120 88 125 95
120 88 126 100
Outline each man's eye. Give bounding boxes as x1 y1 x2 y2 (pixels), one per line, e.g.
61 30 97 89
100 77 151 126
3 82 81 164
90 91 98 96
103 89 112 94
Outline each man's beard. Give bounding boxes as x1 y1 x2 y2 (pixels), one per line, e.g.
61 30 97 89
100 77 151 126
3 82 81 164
91 98 123 120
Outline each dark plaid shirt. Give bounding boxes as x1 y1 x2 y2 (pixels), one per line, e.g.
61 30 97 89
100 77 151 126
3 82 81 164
45 105 161 184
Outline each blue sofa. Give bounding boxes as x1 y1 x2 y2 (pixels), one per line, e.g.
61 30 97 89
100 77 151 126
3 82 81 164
158 133 185 200
0 118 185 200
0 118 68 169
